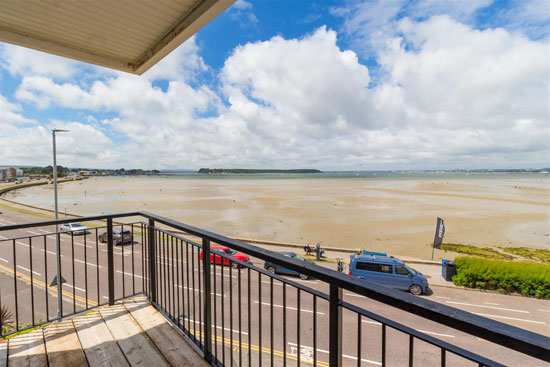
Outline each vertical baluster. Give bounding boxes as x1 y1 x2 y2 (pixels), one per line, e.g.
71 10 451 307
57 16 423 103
409 335 414 367
43 235 49 321
202 238 212 363
239 267 242 367
382 324 386 367
95 228 100 305
71 232 75 313
229 261 233 367
270 277 273 367
131 223 135 295
248 267 251 367
84 230 88 309
258 272 262 367
283 283 286 367
297 288 301 367
29 237 34 325
314 296 317 367
107 219 114 306
357 314 361 367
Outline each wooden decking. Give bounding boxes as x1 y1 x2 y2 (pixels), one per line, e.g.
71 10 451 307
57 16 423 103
0 296 208 367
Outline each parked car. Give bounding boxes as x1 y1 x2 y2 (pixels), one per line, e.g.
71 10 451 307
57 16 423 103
349 254 430 295
200 245 249 268
99 229 133 245
264 251 311 280
60 222 89 235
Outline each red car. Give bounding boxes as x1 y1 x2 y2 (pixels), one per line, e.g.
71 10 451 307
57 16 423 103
200 245 249 268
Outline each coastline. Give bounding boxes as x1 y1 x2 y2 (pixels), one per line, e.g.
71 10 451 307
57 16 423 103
2 175 549 260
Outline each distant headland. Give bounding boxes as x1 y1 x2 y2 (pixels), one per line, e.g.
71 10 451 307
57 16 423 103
197 168 323 174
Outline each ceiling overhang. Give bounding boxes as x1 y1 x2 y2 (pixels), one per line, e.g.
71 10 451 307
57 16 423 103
0 0 235 74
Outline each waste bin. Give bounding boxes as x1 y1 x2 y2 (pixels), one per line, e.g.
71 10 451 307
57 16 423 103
443 261 456 281
441 259 451 277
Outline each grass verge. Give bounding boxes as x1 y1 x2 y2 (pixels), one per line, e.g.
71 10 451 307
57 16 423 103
500 247 550 263
441 243 513 260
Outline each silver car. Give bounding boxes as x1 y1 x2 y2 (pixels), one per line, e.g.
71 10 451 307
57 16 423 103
60 222 89 235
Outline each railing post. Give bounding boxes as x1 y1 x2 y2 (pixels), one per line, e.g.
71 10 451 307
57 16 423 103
329 283 343 367
202 238 212 362
148 219 156 304
107 218 114 305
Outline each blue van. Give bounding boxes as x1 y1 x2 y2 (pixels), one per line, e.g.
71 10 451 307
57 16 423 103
349 254 429 295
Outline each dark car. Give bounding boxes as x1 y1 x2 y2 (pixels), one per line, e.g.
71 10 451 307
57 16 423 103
264 251 311 280
99 229 133 245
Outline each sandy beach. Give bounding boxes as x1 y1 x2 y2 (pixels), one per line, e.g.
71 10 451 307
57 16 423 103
4 175 549 258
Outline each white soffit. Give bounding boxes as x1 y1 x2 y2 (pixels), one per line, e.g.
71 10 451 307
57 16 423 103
0 0 235 74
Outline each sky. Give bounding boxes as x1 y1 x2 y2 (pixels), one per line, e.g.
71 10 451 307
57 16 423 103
0 0 549 171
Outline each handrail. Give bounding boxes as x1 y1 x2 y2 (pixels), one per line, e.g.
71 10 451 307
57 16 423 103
1 211 549 362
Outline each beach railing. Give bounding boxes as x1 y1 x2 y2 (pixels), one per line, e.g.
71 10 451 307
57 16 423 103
0 212 548 366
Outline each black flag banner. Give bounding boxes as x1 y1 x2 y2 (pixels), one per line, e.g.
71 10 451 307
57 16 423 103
433 217 445 249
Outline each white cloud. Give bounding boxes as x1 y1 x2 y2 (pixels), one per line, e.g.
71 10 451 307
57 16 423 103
0 43 80 79
0 95 37 126
4 17 549 170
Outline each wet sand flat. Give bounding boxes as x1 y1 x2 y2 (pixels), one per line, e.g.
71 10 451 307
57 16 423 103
6 176 549 259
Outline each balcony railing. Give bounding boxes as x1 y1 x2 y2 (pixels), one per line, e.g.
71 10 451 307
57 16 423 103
0 212 548 366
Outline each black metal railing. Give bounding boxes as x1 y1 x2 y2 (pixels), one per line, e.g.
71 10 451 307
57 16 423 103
0 212 548 367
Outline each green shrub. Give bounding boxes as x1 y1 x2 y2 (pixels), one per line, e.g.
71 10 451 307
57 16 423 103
453 257 550 299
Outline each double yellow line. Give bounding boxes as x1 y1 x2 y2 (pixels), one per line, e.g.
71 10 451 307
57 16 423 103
0 263 98 307
189 329 330 367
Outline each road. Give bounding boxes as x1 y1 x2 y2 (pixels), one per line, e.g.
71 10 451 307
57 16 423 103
0 207 548 366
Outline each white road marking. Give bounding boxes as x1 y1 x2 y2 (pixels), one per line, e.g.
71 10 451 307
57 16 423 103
0 257 8 263
293 278 318 284
537 309 550 313
254 301 324 315
446 301 528 314
74 258 102 268
417 330 455 338
483 302 499 305
5 220 16 224
184 318 248 335
472 312 546 325
37 229 50 234
287 342 381 366
63 283 86 292
27 230 41 235
0 235 6 239
261 280 283 286
16 241 29 247
117 270 143 279
47 236 66 242
174 283 224 297
436 296 451 300
17 265 41 276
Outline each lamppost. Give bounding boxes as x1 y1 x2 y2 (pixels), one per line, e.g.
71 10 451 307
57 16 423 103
52 128 68 318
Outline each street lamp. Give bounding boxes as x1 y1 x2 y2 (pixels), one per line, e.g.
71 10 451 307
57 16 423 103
52 128 68 319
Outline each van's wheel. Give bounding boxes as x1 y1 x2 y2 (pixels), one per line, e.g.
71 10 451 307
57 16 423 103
267 266 276 274
231 262 239 269
299 274 308 280
409 284 422 295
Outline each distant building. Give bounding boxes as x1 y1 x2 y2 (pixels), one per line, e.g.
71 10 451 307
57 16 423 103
0 167 17 181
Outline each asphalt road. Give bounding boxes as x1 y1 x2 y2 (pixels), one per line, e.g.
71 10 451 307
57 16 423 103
0 208 548 366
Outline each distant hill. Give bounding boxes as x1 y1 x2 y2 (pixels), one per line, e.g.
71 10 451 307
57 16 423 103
198 168 322 174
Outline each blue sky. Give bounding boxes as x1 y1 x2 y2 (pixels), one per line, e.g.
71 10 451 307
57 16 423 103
1 0 549 170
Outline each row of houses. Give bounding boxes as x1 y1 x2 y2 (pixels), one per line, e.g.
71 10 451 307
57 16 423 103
0 167 23 182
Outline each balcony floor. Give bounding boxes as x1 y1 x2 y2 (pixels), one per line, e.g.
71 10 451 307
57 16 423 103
0 295 208 367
